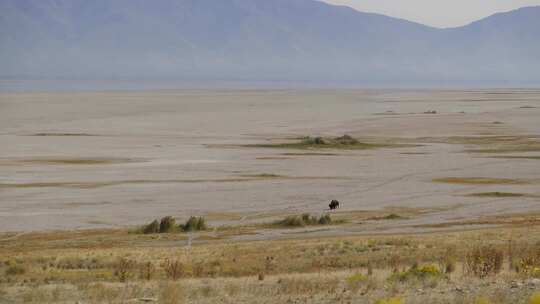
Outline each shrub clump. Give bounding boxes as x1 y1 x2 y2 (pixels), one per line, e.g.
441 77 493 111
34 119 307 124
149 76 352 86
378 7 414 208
5 264 26 276
180 216 208 232
143 219 160 234
142 216 209 234
516 249 540 277
163 259 184 280
301 136 326 145
346 273 368 292
159 216 176 233
301 135 361 146
383 213 403 220
389 264 441 282
113 257 137 282
318 214 332 225
334 134 359 145
465 246 504 278
277 213 333 227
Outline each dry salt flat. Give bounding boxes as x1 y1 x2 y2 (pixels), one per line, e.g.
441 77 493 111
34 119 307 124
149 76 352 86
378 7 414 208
1 88 539 234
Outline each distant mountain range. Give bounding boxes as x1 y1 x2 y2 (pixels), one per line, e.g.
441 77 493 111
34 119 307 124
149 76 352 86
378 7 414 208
1 0 539 85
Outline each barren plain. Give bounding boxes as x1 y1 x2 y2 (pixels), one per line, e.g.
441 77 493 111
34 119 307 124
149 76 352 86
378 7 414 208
1 89 539 235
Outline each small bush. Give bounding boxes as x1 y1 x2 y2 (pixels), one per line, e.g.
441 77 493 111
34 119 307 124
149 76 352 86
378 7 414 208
181 216 208 232
346 273 367 292
517 248 540 277
318 214 332 225
383 213 403 220
164 259 184 280
139 261 155 281
301 213 315 224
143 219 160 234
160 216 176 233
302 136 326 145
334 134 359 145
465 246 504 278
438 255 457 274
280 215 306 227
5 264 26 276
389 264 441 282
276 213 334 227
114 257 136 282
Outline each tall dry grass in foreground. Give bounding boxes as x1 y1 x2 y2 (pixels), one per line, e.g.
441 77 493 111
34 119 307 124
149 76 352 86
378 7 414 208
2 226 540 303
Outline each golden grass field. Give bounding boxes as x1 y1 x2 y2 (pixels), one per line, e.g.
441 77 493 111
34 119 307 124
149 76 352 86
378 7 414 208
3 215 540 303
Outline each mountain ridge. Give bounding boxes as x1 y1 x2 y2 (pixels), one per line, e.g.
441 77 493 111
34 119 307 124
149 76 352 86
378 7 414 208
1 0 539 85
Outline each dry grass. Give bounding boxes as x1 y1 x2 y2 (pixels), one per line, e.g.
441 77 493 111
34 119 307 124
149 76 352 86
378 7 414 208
3 223 540 303
465 246 504 278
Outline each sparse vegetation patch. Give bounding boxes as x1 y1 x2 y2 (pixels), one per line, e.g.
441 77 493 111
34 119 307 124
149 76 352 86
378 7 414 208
465 246 504 278
433 177 529 185
275 213 336 227
242 135 392 150
389 264 442 282
369 213 406 221
141 216 208 234
467 192 527 198
180 216 208 232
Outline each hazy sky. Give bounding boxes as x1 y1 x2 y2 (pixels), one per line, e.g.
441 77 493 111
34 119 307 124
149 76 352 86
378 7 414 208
322 0 540 28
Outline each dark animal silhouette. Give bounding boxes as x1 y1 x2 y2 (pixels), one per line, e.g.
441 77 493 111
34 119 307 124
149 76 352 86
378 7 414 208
329 200 340 210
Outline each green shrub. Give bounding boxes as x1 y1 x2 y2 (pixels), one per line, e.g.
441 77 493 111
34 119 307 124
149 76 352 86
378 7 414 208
280 215 306 227
276 213 334 227
143 219 160 234
181 216 208 232
383 213 403 220
302 136 326 145
301 213 314 224
318 214 332 225
159 216 176 233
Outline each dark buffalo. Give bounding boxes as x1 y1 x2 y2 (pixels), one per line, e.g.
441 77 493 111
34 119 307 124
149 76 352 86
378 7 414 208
329 200 340 210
